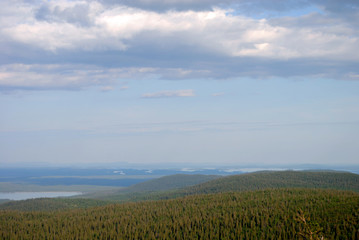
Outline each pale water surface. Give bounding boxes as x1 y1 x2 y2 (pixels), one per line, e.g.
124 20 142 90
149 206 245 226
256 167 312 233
0 192 82 200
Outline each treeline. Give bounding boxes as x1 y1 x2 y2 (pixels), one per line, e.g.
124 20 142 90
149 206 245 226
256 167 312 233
97 174 220 202
1 171 358 209
121 174 220 193
0 198 109 211
181 171 359 194
102 171 359 202
0 188 358 239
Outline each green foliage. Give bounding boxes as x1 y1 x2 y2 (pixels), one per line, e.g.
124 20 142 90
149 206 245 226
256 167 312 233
296 209 325 240
0 189 358 239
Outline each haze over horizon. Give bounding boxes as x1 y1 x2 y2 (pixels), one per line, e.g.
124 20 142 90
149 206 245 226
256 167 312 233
1 0 358 167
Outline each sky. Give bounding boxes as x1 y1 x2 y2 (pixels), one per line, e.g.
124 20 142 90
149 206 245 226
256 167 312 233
0 0 359 168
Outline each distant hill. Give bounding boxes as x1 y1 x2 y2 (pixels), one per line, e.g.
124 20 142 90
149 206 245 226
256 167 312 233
0 174 220 210
2 171 358 209
103 170 359 202
0 198 110 211
122 174 220 193
88 174 220 201
179 170 359 195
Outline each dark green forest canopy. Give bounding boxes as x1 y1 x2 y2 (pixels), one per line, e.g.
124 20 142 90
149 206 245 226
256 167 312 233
0 189 358 239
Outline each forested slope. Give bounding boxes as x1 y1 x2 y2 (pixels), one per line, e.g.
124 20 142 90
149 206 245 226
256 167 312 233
78 174 219 202
180 171 359 195
99 170 359 202
1 188 358 239
92 174 219 201
122 174 220 193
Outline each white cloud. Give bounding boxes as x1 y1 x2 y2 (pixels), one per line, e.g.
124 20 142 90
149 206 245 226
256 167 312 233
100 86 114 92
0 0 358 91
0 64 158 90
142 89 195 98
346 73 359 80
0 64 216 91
1 1 358 60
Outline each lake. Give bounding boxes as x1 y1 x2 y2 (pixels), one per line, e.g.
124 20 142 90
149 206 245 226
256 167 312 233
0 192 82 201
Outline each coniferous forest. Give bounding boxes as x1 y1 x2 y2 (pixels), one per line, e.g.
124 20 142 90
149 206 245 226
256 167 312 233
1 188 358 239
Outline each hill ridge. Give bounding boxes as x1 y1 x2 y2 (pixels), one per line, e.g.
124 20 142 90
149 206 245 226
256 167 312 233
112 170 359 202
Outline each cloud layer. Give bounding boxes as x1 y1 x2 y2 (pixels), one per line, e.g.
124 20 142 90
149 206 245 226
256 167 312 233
0 0 358 91
142 89 195 98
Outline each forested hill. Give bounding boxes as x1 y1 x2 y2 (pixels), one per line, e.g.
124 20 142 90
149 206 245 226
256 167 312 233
115 170 359 202
82 174 220 201
1 171 358 210
92 170 359 202
121 174 220 193
178 171 359 195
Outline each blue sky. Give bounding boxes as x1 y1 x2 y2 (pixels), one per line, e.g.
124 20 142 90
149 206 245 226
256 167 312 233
0 0 358 167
